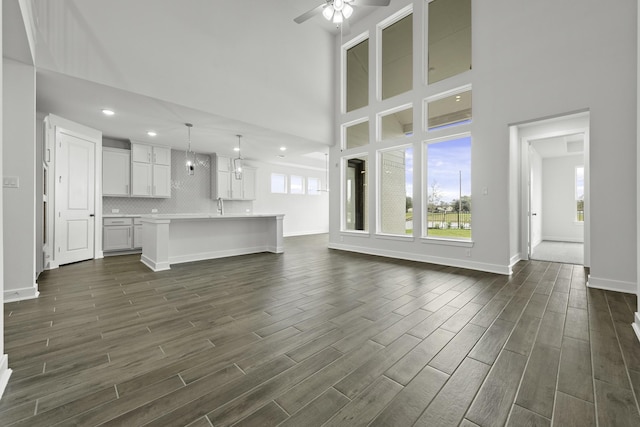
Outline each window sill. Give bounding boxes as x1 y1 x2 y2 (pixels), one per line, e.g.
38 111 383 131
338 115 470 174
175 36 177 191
340 230 371 237
420 237 474 248
375 233 414 242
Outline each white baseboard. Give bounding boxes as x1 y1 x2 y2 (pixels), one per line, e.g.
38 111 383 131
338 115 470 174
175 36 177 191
4 285 40 303
328 242 512 275
140 255 170 272
0 355 12 399
542 236 584 243
632 312 640 344
587 275 636 294
510 253 524 267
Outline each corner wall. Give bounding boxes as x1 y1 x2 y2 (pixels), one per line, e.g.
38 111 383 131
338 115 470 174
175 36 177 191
2 58 37 302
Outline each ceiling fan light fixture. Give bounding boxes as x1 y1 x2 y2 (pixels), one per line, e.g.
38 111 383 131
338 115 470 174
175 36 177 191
332 12 343 24
322 5 334 20
342 4 353 19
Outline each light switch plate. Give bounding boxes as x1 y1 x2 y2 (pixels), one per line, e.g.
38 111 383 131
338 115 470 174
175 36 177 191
151 209 158 213
111 209 120 213
3 176 19 188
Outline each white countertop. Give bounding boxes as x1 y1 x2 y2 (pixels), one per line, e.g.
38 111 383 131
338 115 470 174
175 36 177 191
138 213 284 221
103 214 143 218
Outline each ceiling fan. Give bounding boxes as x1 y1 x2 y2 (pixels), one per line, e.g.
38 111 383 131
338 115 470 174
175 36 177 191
294 0 391 27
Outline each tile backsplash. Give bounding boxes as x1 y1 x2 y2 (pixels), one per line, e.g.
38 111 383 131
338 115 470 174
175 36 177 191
103 149 252 215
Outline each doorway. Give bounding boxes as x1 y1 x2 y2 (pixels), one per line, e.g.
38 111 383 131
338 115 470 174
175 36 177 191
512 111 590 266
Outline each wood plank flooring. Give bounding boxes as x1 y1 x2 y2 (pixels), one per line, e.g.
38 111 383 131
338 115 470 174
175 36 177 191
1 234 639 426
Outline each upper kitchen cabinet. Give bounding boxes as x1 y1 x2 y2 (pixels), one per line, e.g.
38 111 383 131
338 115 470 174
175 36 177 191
130 142 171 198
211 154 256 200
103 147 130 196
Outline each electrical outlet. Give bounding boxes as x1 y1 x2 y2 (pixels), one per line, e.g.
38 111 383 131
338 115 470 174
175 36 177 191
111 208 119 213
152 209 158 213
3 176 19 188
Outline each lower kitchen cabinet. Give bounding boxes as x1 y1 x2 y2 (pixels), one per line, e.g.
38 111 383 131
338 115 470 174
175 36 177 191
103 217 142 252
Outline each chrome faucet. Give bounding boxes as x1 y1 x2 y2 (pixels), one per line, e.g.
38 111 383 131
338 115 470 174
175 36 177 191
217 197 224 215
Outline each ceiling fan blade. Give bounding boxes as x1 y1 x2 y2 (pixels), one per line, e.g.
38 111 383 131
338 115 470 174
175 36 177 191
350 0 391 6
294 3 326 24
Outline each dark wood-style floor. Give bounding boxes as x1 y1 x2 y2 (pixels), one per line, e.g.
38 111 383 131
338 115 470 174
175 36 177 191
1 234 639 426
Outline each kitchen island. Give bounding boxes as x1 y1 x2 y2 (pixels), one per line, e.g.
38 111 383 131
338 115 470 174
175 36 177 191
140 213 284 271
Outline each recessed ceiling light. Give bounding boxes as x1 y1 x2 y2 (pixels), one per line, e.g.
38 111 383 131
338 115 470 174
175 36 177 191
280 146 287 151
101 109 115 116
233 147 240 152
147 131 157 137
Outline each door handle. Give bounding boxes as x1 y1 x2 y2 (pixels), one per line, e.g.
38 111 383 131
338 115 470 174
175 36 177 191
89 214 95 217
532 213 537 216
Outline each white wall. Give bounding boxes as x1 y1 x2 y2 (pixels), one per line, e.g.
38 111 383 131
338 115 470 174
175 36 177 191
250 161 329 237
0 0 8 399
329 0 637 286
2 58 37 302
541 155 584 243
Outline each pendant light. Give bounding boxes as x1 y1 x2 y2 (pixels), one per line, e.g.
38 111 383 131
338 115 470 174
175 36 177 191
234 134 243 180
185 123 196 175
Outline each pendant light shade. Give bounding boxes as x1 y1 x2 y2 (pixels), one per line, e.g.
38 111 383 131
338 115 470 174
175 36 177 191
185 123 196 175
234 135 243 180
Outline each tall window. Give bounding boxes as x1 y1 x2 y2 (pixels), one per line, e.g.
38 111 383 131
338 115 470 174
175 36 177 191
345 156 368 231
428 0 472 84
425 135 471 239
576 166 584 221
382 13 413 99
346 39 369 112
379 146 413 235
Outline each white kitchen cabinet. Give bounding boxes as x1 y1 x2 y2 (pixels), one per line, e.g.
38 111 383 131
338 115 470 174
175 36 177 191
103 148 130 196
211 154 257 200
242 167 256 200
132 144 152 163
215 170 231 199
103 218 133 251
131 142 171 198
153 146 171 165
133 218 143 248
153 164 171 197
131 162 153 196
230 173 243 199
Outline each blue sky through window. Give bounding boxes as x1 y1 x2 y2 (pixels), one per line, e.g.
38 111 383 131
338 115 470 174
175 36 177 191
427 136 472 203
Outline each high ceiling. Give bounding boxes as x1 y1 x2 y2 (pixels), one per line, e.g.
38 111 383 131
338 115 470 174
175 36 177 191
3 0 384 168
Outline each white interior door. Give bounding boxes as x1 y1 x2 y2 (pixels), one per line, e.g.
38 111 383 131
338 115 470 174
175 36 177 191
529 145 543 257
56 132 96 265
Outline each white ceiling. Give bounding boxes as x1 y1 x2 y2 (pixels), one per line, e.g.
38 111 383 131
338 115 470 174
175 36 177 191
4 0 388 168
530 133 584 159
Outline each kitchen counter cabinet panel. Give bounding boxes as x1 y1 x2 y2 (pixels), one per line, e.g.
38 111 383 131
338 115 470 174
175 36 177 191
140 214 284 272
